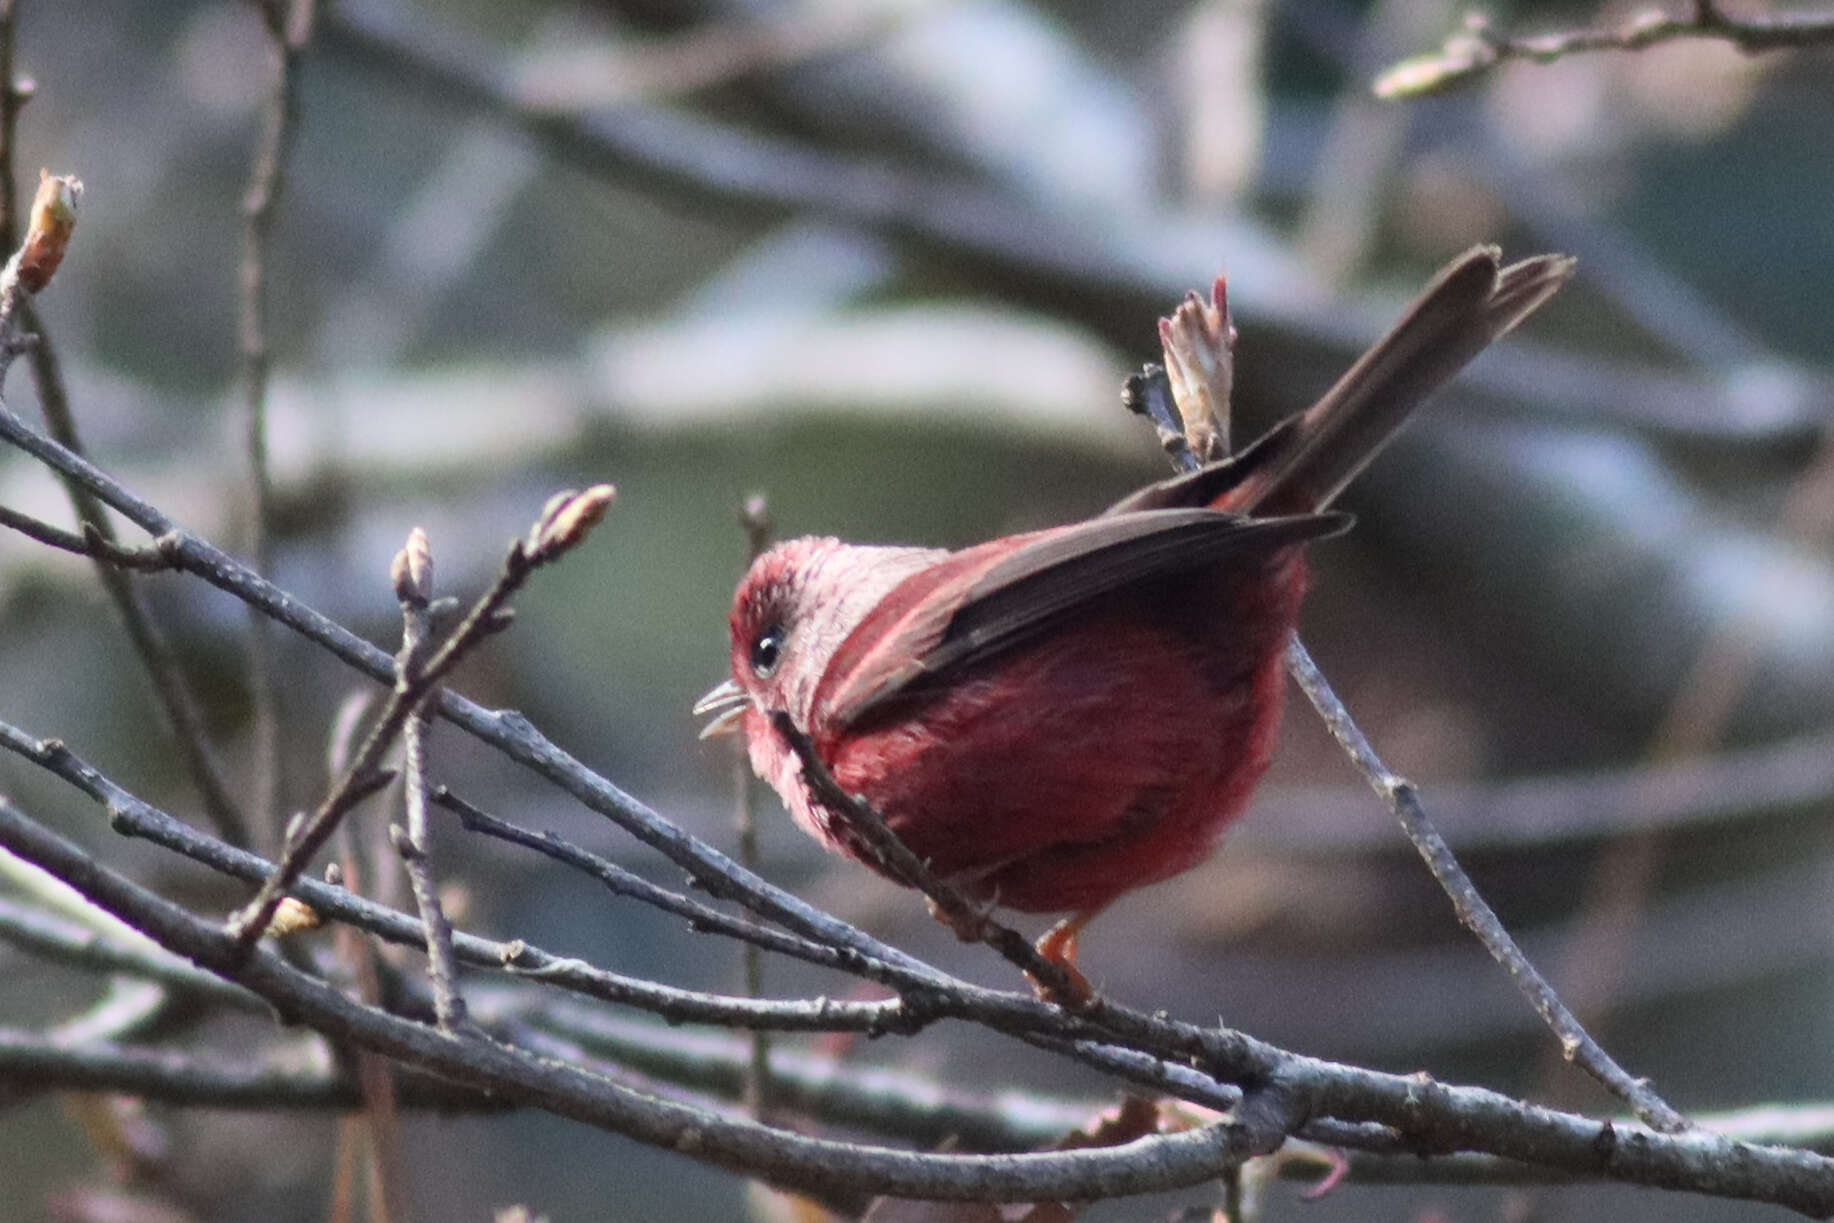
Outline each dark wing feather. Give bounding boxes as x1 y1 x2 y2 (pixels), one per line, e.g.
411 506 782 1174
825 508 1348 730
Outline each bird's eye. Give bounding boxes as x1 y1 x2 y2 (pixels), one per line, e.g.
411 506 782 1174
749 625 784 678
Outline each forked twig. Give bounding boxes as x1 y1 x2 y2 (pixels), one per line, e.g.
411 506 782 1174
224 486 616 960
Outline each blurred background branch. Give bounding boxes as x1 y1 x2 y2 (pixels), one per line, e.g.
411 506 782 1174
1377 3 1834 99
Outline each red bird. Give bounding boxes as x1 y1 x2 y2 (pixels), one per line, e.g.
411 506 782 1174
698 247 1572 991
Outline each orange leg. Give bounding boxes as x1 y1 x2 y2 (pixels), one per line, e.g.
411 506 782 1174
1031 907 1104 1007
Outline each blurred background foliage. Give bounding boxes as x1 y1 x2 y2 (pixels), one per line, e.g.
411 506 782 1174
2 0 1834 1219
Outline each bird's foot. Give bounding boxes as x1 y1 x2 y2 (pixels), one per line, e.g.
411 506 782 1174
1029 911 1099 1008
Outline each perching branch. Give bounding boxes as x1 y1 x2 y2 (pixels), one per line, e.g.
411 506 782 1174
1375 3 1834 99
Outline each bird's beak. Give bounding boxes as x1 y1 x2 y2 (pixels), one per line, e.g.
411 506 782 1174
693 678 750 740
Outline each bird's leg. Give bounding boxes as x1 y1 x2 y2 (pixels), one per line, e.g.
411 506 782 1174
1031 907 1103 1006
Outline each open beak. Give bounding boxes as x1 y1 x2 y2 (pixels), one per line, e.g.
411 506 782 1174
693 678 751 740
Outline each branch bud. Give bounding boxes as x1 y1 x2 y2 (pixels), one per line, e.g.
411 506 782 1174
16 170 82 295
266 896 322 936
391 526 434 607
527 484 616 565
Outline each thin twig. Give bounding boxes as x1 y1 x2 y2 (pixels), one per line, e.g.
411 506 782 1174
0 504 172 569
434 788 900 988
0 892 261 1013
734 493 774 1120
0 1026 500 1113
0 6 248 848
1283 637 1687 1134
389 526 469 1033
770 713 1093 1007
224 485 615 961
240 0 316 847
1375 3 1834 98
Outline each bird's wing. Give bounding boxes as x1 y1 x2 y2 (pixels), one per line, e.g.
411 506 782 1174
819 508 1348 731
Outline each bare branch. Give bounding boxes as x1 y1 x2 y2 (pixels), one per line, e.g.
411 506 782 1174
0 797 1304 1206
223 485 616 961
734 493 775 1120
5 716 1834 1206
1284 637 1687 1133
239 0 317 849
1376 4 1834 99
0 504 172 570
433 787 903 988
0 1026 500 1113
390 526 469 1033
0 6 248 848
